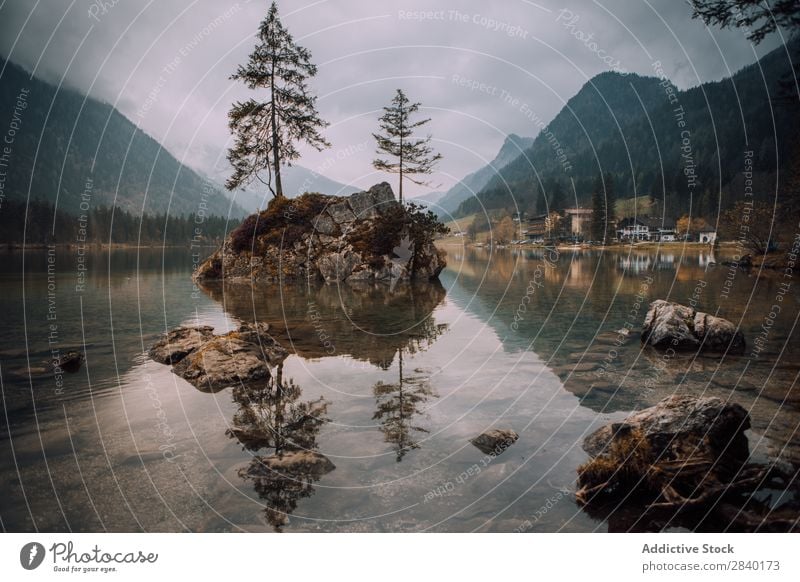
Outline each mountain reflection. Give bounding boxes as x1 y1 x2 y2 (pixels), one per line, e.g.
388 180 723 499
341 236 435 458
228 366 332 532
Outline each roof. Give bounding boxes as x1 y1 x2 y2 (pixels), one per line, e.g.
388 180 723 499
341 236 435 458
617 216 675 229
526 214 550 222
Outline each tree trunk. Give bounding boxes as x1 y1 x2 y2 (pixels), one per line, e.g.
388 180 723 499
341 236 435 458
270 62 283 198
399 108 404 204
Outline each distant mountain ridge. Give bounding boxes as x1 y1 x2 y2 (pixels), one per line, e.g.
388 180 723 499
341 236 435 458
458 39 800 218
207 163 360 213
433 133 534 216
0 57 245 218
409 190 446 208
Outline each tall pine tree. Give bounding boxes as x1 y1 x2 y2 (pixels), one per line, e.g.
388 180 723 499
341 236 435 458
227 1 329 199
549 181 566 213
373 89 442 203
590 173 616 243
590 174 605 242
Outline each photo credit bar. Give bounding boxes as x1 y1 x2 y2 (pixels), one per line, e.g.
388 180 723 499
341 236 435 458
1 534 797 580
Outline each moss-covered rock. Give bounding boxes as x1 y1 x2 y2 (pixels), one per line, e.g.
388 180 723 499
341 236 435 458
194 182 447 284
149 322 288 392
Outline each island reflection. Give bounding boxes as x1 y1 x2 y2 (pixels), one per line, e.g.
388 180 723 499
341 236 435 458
194 278 449 527
197 278 447 368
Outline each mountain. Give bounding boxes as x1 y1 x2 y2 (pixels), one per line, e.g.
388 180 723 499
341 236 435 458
207 164 360 213
409 190 446 208
0 57 245 218
434 133 534 216
458 39 800 219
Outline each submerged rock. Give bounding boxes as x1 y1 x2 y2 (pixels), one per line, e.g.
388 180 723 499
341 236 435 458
193 182 446 285
245 450 336 477
149 322 288 391
641 300 745 354
470 429 519 456
54 350 83 373
148 325 215 364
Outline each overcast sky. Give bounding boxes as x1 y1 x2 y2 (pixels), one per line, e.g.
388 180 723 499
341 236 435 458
0 0 785 198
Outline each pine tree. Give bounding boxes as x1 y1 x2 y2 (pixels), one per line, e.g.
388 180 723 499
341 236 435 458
549 181 565 213
590 174 605 242
373 89 442 203
226 1 329 199
603 172 616 243
590 173 616 243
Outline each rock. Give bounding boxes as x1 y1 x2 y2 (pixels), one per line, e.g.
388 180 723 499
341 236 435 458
346 190 378 220
368 181 396 208
641 300 745 354
347 183 394 220
410 244 446 281
194 182 446 285
582 395 750 461
316 248 363 283
347 266 375 282
470 429 519 456
327 201 355 225
641 301 699 350
149 322 289 391
722 254 752 268
572 395 800 531
54 350 83 373
148 325 215 364
244 450 335 477
312 213 337 236
694 312 746 353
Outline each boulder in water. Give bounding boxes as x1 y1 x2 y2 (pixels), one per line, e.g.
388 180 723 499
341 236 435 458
641 300 745 354
149 322 288 391
470 428 519 456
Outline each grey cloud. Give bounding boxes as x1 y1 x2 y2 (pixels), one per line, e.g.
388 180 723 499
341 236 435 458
0 0 783 198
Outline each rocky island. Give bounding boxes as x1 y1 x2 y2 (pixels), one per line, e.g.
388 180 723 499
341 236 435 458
193 182 447 285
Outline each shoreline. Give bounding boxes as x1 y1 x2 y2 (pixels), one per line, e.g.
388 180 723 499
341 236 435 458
437 240 726 251
2 243 220 250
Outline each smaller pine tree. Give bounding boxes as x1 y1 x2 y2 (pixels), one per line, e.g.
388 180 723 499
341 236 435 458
373 89 442 203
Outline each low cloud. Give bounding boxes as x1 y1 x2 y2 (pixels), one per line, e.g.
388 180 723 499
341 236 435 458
0 0 781 198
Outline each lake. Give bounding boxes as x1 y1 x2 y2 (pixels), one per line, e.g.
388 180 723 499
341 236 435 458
1 244 798 532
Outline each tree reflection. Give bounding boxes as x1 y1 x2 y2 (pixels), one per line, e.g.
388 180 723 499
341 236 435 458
373 349 437 462
229 365 334 531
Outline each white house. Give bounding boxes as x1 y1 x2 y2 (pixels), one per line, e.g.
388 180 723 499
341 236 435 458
617 217 651 241
697 230 717 244
617 217 677 242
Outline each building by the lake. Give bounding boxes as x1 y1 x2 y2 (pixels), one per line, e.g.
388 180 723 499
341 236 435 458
616 217 677 242
563 208 593 237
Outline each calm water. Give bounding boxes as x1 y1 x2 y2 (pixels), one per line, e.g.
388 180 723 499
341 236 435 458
1 245 798 532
